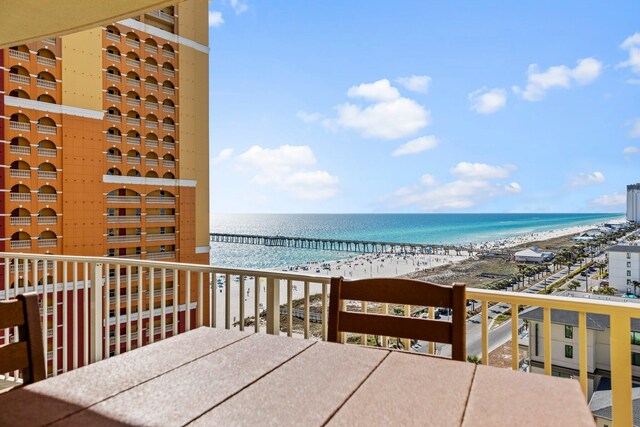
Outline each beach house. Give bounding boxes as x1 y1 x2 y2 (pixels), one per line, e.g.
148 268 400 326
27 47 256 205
514 247 546 263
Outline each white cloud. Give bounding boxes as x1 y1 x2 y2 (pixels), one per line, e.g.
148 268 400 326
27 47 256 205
297 111 323 123
391 136 439 157
512 57 602 101
236 145 339 200
450 162 515 180
570 171 605 187
212 148 234 165
208 11 224 27
627 118 640 138
230 0 248 14
347 79 401 102
319 79 430 140
468 87 507 114
618 32 640 75
383 162 520 211
396 75 432 94
624 146 640 155
591 192 626 207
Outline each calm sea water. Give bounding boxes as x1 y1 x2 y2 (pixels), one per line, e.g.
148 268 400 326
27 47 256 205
211 213 623 269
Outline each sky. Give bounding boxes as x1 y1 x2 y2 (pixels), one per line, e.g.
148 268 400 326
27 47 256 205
208 1 640 214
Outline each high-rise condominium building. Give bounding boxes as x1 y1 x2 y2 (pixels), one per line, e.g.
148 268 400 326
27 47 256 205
0 0 209 370
627 183 640 222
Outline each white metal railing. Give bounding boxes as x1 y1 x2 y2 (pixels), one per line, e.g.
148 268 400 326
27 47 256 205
162 87 175 96
37 217 57 225
144 44 158 54
145 233 175 242
145 82 158 91
126 117 141 126
9 121 31 131
162 160 175 168
106 216 140 224
106 93 121 103
146 251 175 260
126 157 141 165
107 235 141 244
125 58 140 68
42 38 56 45
106 154 122 163
36 79 57 90
147 10 176 24
106 195 140 203
146 121 158 129
9 241 32 249
9 49 30 61
162 141 175 150
146 140 159 148
37 124 57 135
106 52 121 62
36 56 56 67
145 101 158 110
125 39 140 49
146 215 174 223
162 105 175 114
38 147 57 157
126 78 141 88
10 217 31 226
162 50 175 59
10 169 31 178
38 193 57 202
146 196 175 204
145 63 157 73
9 145 31 155
162 69 175 78
127 137 141 145
146 158 159 167
38 239 57 248
162 123 175 132
106 134 121 143
106 114 121 123
37 125 58 135
106 73 121 83
9 74 30 84
126 98 141 107
116 254 142 259
105 32 121 42
38 171 57 179
10 193 31 201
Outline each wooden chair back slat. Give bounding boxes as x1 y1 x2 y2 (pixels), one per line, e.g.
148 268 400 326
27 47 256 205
328 277 466 361
0 293 46 385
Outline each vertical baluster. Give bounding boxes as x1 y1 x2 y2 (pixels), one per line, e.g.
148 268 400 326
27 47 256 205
579 311 588 397
254 276 260 333
186 272 191 331
543 307 552 375
287 280 293 337
103 264 110 358
161 268 167 340
322 282 328 341
52 261 58 376
198 271 204 327
382 303 388 348
149 267 155 344
115 265 121 355
209 271 216 328
402 304 410 351
126 265 132 352
172 268 178 336
225 273 231 329
481 300 488 365
428 307 435 355
610 312 633 426
42 260 48 367
137 268 143 349
72 262 78 370
62 261 68 373
4 257 11 380
304 281 309 339
511 304 519 371
239 274 245 332
361 300 367 345
83 262 89 366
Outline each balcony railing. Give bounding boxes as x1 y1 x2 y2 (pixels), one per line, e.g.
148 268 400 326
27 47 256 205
145 63 157 73
106 134 122 143
126 117 141 126
146 139 159 148
36 79 57 90
144 44 158 54
106 52 121 62
38 170 57 179
106 113 121 123
38 239 57 248
162 160 175 168
144 82 158 91
145 158 159 167
146 196 175 204
162 141 176 150
162 105 175 114
125 58 140 68
146 233 175 242
106 73 121 83
10 217 31 226
125 39 141 49
36 56 56 67
145 101 158 110
106 215 141 224
146 215 174 223
162 123 175 132
2 251 639 426
147 10 176 24
126 98 141 107
106 195 141 203
107 235 141 244
9 49 30 61
162 87 175 96
10 169 31 178
9 145 31 155
162 69 175 78
126 78 141 88
106 93 121 103
9 121 31 131
10 193 31 201
127 136 141 145
146 121 158 129
9 241 31 249
162 50 175 59
38 193 57 202
105 32 121 42
37 124 57 135
38 216 57 225
38 147 57 157
9 74 30 85
106 154 122 163
146 251 175 260
42 38 56 45
126 157 141 165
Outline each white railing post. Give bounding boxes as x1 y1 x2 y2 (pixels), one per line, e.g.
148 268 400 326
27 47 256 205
266 277 280 335
90 262 103 363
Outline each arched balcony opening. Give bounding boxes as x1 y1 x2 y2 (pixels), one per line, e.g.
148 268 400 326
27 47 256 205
10 184 31 202
106 127 122 143
125 32 140 49
106 86 121 103
106 107 122 123
162 153 175 168
162 117 175 132
107 188 141 203
147 189 175 204
144 56 158 73
9 89 30 99
125 51 140 68
163 171 175 179
37 117 57 135
37 48 55 59
146 114 159 129
144 38 158 54
10 231 32 250
161 43 174 57
145 94 158 110
36 71 57 90
126 90 141 108
36 48 56 66
9 137 31 155
8 65 30 85
161 62 175 78
106 46 121 63
10 45 29 54
107 147 122 164
126 71 141 88
126 150 141 165
145 76 158 92
126 91 140 100
38 184 57 202
107 167 122 176
37 94 56 104
106 25 121 36
38 162 57 179
126 110 141 127
37 208 57 226
127 169 141 177
146 151 159 167
38 230 57 248
162 98 175 114
146 132 159 147
106 66 122 83
146 171 159 178
10 208 32 226
126 130 141 145
9 113 31 131
161 80 175 96
38 140 57 157
10 160 31 179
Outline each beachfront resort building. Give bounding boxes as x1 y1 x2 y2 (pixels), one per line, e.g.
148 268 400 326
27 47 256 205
628 183 640 222
514 247 552 264
521 304 640 426
607 245 640 294
0 0 209 368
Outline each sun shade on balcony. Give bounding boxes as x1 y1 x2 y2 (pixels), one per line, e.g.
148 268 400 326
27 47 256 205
0 0 182 48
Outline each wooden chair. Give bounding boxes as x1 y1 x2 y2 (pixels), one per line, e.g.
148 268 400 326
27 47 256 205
0 293 46 386
328 277 466 361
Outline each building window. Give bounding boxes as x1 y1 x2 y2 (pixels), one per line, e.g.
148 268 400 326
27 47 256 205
552 370 572 379
628 253 632 259
632 332 640 345
628 270 632 277
633 352 640 366
628 262 632 268
565 325 573 339
565 345 573 359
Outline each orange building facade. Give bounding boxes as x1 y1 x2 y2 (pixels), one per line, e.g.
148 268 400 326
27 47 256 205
0 1 209 369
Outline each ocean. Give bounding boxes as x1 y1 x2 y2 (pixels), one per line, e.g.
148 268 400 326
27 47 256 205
211 213 623 269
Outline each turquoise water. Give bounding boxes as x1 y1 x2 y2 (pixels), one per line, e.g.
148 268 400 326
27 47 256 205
211 213 623 269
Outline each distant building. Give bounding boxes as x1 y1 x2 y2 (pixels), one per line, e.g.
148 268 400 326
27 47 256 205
606 245 640 293
628 184 640 222
514 248 545 263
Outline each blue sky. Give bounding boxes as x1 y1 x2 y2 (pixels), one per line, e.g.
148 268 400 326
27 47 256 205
208 1 640 214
